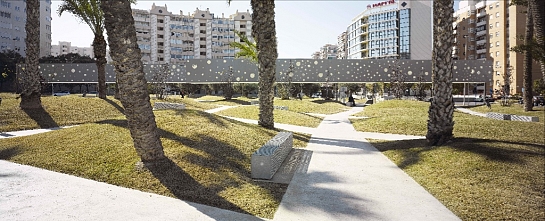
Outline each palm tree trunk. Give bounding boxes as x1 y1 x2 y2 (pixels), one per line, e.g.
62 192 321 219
427 0 455 146
100 1 166 163
20 0 42 109
523 4 534 112
251 0 277 129
527 0 545 80
93 35 107 99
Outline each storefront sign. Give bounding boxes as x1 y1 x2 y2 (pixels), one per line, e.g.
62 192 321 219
367 0 396 9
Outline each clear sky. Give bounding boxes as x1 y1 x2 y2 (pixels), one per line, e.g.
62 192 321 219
51 0 460 59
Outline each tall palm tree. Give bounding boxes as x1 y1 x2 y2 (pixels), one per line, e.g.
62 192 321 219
228 0 277 129
426 0 455 146
230 30 257 63
527 0 545 80
100 1 166 164
58 0 107 99
19 0 42 109
523 3 534 111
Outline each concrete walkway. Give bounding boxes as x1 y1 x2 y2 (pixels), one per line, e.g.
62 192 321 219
455 107 487 117
0 126 77 139
273 107 460 221
0 105 460 220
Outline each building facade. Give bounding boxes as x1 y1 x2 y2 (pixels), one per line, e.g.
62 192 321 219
337 32 347 59
453 0 541 94
0 0 52 57
50 41 94 57
132 4 252 64
346 0 432 60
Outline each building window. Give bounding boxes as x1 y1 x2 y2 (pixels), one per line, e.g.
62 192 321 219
158 42 163 46
200 45 206 48
158 27 163 31
490 34 493 38
496 71 500 76
496 12 500 18
496 2 500 8
496 22 500 27
490 43 493 48
490 24 493 29
158 19 164 23
158 34 163 38
240 25 246 28
200 30 206 34
489 5 493 9
496 41 500 47
200 23 206 26
496 61 500 66
496 51 500 57
200 52 206 56
496 32 500 37
158 50 163 53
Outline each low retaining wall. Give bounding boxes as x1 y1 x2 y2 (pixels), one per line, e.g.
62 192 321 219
251 132 293 180
153 102 186 110
486 112 539 122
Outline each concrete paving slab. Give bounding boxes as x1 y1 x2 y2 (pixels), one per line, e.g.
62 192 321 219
204 105 236 114
0 160 263 221
455 108 487 117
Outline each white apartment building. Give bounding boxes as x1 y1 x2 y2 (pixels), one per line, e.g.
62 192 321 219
50 41 94 57
0 0 52 57
320 44 338 59
346 0 432 60
453 0 541 94
132 4 252 64
337 32 347 59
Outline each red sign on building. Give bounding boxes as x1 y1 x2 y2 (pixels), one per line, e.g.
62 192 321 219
367 0 396 9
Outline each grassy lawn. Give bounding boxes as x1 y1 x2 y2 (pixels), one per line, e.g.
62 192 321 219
353 100 545 220
0 95 311 219
215 105 323 128
274 98 350 114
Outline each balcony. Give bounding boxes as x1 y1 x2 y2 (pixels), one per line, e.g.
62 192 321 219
476 30 487 36
477 11 487 17
476 48 487 54
476 39 487 45
476 20 487 27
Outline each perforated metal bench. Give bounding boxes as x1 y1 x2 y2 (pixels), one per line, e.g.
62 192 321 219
251 132 293 180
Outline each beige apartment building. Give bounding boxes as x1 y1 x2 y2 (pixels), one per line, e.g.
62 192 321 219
50 41 94 58
311 44 338 59
132 4 252 64
453 0 541 95
337 32 347 59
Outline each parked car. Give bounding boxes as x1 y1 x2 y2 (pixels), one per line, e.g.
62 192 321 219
533 96 545 106
53 91 70 96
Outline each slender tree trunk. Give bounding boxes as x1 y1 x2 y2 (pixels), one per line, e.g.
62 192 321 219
427 0 455 146
20 0 41 109
523 4 534 111
93 35 107 99
100 1 166 163
527 0 545 80
251 0 277 129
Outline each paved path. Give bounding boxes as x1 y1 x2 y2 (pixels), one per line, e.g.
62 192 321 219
0 105 460 220
455 107 487 117
0 126 77 139
273 107 460 221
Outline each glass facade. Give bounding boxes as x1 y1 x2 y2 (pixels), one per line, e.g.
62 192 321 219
346 2 422 60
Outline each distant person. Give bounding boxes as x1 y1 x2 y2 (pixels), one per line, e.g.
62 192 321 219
297 93 302 100
180 91 185 99
485 98 491 109
348 94 355 107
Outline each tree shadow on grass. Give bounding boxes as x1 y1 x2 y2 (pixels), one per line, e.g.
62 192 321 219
21 106 59 129
143 158 252 216
0 146 22 160
96 118 286 216
213 99 251 105
103 98 125 114
311 99 344 105
370 138 545 169
172 109 228 128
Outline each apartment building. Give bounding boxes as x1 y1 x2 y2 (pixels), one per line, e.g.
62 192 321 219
311 51 320 59
337 32 347 59
453 0 541 94
132 4 252 64
50 41 94 58
346 0 432 60
0 0 52 57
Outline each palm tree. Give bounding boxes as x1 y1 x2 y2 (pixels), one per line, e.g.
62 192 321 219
523 3 534 111
230 30 257 63
100 1 166 164
527 0 545 80
426 0 455 146
19 0 42 109
228 0 277 129
58 0 107 99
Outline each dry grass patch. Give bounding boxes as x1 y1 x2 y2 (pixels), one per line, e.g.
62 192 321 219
358 100 544 220
0 109 311 219
274 98 350 114
215 105 323 128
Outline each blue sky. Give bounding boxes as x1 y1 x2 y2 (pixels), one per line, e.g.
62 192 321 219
51 1 460 59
